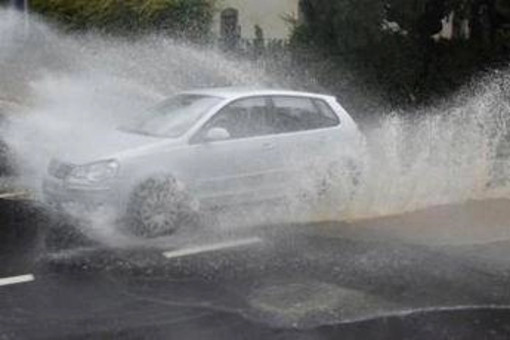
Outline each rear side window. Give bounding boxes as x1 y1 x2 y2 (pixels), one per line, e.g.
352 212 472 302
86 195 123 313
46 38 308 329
270 96 340 134
314 99 340 123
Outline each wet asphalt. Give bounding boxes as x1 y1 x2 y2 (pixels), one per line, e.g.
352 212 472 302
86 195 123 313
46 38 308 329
2 200 510 339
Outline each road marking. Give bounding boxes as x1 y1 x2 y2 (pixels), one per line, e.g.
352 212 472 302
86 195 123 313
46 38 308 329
163 237 263 259
0 191 31 200
0 274 35 287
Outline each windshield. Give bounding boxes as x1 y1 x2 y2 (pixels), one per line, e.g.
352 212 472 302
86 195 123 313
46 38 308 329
122 94 222 138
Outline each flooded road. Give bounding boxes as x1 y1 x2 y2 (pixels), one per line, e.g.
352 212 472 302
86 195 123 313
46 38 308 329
3 198 510 338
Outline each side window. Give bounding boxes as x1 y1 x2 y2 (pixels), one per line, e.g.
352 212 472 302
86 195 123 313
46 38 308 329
196 97 272 141
270 97 340 133
314 99 341 124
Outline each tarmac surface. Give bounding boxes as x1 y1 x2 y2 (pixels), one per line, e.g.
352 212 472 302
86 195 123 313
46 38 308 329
2 198 510 339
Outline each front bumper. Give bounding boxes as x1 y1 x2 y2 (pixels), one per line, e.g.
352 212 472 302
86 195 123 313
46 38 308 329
42 177 119 209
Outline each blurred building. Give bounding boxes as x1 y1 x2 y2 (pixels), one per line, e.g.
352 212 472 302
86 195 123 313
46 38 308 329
214 0 300 47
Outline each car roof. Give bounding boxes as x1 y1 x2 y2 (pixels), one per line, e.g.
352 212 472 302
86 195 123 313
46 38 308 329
181 86 335 101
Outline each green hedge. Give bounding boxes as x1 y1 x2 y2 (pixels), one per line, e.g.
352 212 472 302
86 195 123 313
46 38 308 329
30 0 216 41
292 0 510 109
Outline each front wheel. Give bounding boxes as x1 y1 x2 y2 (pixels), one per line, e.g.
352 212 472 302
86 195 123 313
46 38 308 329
123 175 200 238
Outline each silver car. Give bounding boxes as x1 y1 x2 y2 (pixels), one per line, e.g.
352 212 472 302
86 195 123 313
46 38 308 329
43 88 364 239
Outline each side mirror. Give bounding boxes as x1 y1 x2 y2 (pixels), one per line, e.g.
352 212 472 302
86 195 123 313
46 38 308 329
205 127 230 142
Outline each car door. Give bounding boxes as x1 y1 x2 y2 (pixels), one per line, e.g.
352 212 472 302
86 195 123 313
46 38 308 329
266 95 346 188
186 96 285 208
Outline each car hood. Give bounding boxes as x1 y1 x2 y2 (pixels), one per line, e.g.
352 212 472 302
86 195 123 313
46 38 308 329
56 129 177 165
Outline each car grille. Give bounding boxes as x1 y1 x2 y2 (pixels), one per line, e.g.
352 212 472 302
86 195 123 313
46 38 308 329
48 159 74 179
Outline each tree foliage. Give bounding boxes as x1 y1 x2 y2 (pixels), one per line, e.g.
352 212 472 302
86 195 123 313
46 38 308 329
293 0 510 110
29 0 215 41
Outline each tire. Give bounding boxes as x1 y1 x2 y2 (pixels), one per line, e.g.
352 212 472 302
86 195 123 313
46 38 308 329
124 175 200 238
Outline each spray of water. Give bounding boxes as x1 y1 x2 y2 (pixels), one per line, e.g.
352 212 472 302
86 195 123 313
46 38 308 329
2 9 510 237
342 80 510 221
1 10 270 195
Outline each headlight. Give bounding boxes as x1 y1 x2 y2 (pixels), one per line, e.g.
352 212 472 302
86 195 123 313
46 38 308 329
67 160 119 185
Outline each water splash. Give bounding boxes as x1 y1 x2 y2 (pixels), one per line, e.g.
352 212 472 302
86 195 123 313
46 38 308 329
2 8 510 225
0 10 271 195
342 77 510 220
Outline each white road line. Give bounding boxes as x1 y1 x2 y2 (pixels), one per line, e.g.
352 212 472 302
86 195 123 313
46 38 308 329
0 191 30 200
0 274 35 287
163 237 264 260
